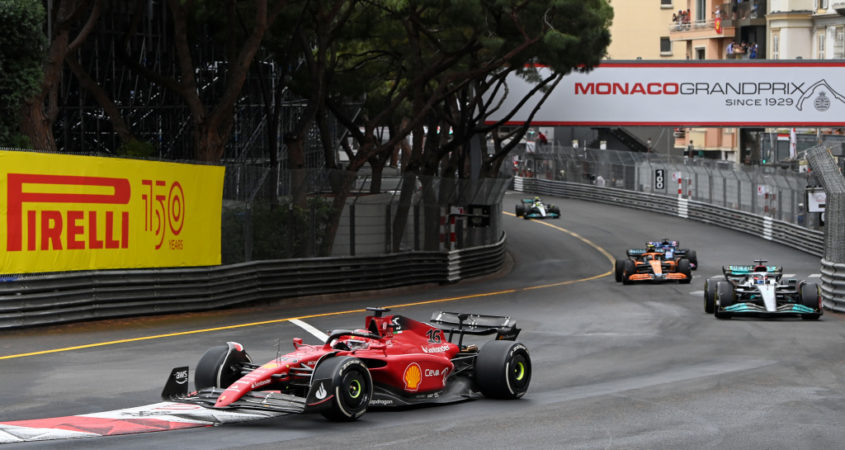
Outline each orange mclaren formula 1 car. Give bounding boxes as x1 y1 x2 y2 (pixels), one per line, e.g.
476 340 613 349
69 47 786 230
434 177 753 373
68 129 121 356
614 247 692 284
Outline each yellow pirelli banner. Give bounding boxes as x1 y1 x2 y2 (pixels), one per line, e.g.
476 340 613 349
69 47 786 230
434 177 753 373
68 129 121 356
0 151 224 274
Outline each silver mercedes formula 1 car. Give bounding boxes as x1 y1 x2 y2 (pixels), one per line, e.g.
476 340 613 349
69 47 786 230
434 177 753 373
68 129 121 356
704 260 822 320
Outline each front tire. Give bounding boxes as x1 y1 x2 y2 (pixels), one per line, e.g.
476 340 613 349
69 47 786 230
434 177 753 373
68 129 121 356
704 278 717 313
685 249 698 269
195 342 251 390
614 259 626 282
515 204 524 217
475 341 531 399
678 258 692 284
622 259 636 285
800 282 821 320
313 356 372 421
715 281 735 319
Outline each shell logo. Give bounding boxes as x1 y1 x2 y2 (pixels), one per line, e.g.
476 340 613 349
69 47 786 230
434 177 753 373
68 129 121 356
403 363 422 391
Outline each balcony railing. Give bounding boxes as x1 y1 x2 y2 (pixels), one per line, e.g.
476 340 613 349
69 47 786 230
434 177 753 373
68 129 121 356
669 19 720 33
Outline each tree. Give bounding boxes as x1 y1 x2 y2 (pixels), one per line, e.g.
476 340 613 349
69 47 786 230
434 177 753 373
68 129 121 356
17 0 102 152
388 0 614 250
0 0 45 148
119 0 287 162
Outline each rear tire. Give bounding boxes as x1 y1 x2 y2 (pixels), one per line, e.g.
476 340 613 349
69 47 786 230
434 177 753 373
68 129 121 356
515 205 524 217
313 357 372 421
550 206 561 218
800 283 821 320
475 341 531 399
195 342 251 390
678 258 692 284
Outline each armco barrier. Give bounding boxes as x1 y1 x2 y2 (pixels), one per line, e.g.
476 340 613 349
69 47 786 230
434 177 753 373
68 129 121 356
516 177 842 313
820 260 845 312
0 235 505 330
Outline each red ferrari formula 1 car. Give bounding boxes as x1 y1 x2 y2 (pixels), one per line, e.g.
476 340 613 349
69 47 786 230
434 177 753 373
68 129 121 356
162 307 531 421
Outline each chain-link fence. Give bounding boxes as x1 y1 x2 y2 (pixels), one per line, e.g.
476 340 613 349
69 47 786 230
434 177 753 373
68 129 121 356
516 145 814 226
221 164 510 263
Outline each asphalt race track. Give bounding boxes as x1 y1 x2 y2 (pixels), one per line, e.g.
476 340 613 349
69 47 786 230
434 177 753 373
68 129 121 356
1 192 843 449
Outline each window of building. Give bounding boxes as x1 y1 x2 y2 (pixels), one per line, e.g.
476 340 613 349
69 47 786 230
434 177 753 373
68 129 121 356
817 0 828 10
661 0 673 8
817 30 826 59
695 47 705 59
772 31 780 60
696 0 706 21
834 26 844 59
660 37 672 55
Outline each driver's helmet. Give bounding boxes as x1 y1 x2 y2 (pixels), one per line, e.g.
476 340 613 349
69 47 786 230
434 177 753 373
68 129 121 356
534 196 540 203
646 243 656 252
754 275 766 284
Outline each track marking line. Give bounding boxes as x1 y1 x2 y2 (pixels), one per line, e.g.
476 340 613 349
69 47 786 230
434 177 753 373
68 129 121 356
289 319 329 342
809 273 821 278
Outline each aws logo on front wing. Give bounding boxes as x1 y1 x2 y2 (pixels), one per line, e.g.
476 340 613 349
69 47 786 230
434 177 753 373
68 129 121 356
5 174 184 253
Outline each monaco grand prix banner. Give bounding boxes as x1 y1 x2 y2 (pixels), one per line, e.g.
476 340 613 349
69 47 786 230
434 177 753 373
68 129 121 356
486 61 845 127
0 151 224 274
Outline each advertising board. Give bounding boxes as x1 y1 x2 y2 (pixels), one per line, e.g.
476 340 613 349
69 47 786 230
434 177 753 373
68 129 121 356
0 151 224 274
486 61 845 127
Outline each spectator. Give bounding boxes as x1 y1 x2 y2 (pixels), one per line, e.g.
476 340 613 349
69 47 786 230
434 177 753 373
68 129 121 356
538 132 548 145
749 43 758 59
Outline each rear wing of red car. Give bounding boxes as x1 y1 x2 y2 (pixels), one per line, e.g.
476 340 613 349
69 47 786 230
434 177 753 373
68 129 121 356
429 311 521 345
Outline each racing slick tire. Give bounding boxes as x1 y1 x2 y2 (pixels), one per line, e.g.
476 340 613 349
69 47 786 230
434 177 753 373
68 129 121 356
195 342 251 390
704 278 718 313
515 204 524 217
686 250 698 270
614 259 626 282
715 281 735 319
621 259 636 285
678 259 692 284
550 206 561 218
799 282 821 320
313 356 373 421
475 340 531 399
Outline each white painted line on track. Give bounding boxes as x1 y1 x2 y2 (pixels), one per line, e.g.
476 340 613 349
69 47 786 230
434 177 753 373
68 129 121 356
783 273 796 278
809 273 821 278
690 290 704 296
290 319 329 342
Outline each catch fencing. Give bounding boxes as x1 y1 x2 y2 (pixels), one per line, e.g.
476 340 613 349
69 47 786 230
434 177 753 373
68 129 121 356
222 166 510 262
521 146 813 226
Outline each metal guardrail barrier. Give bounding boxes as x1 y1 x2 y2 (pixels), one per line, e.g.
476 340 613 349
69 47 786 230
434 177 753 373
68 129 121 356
0 235 506 330
805 147 845 314
516 177 842 313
